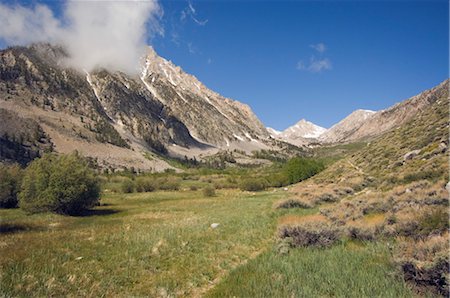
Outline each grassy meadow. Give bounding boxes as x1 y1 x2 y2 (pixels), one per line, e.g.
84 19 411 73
0 185 414 297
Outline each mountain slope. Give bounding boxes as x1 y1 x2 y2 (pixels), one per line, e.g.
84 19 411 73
319 81 448 144
268 119 326 146
286 79 449 295
140 47 269 147
0 44 271 169
318 109 375 143
281 119 327 139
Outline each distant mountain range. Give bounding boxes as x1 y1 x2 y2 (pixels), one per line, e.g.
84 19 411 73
270 80 448 145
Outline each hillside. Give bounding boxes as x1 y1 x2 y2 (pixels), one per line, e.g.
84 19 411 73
318 109 375 143
0 44 273 170
319 81 448 144
282 79 449 295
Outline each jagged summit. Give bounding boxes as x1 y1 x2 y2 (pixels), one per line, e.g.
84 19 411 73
0 43 272 170
140 46 269 147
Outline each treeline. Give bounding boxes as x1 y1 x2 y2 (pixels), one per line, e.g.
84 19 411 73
239 157 325 191
107 156 325 194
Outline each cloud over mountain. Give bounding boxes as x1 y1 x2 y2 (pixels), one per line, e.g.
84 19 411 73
0 0 162 74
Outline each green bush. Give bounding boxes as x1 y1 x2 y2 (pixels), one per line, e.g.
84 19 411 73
240 178 266 191
0 164 23 208
135 177 155 192
121 179 135 193
19 153 100 215
265 173 290 188
157 177 181 191
203 185 216 197
417 208 449 236
284 157 324 184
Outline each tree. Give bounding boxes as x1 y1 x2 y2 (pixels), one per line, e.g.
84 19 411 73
19 152 100 215
0 164 23 208
284 157 324 184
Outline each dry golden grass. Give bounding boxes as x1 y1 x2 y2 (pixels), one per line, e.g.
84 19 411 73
278 214 328 226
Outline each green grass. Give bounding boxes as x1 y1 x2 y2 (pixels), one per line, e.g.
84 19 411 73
207 241 413 297
0 189 284 296
0 188 413 297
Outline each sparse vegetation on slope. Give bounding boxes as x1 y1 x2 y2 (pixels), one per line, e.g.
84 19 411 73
277 80 449 296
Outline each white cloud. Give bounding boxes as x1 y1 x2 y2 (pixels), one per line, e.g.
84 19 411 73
180 1 208 26
0 4 61 45
187 42 196 54
297 56 332 73
0 0 163 75
310 43 326 53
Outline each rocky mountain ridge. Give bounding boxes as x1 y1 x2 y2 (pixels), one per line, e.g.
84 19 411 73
318 109 376 143
0 43 271 170
273 80 448 146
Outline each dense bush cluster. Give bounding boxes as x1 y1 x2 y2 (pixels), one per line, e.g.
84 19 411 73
119 176 181 193
0 164 23 208
239 178 267 191
19 152 100 215
284 157 325 184
203 185 216 197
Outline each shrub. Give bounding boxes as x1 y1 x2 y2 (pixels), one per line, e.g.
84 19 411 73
240 178 266 191
135 177 155 192
203 185 216 197
395 234 449 296
265 173 290 188
0 164 23 208
121 179 135 193
19 152 100 215
417 208 449 236
189 185 198 191
316 193 339 203
284 157 324 184
158 177 181 191
276 198 312 209
346 225 377 241
278 222 341 248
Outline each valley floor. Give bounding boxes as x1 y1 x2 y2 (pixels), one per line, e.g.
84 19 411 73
0 189 413 297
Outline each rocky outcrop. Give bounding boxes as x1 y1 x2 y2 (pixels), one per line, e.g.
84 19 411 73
0 43 272 168
318 110 375 143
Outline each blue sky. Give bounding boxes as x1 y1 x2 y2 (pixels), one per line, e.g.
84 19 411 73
153 0 448 129
0 0 448 130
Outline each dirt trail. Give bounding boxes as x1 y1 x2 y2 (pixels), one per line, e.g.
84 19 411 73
347 160 364 175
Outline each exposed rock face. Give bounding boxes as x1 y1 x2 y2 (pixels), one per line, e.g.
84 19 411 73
344 80 449 142
318 110 375 143
267 127 282 138
0 43 271 168
319 80 449 144
140 47 269 146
